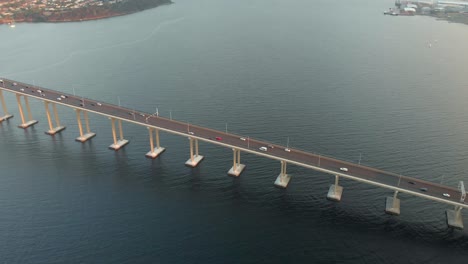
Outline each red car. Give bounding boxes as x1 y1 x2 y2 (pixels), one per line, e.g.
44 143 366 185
215 137 222 141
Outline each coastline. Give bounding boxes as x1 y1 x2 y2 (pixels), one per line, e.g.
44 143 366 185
1 0 172 25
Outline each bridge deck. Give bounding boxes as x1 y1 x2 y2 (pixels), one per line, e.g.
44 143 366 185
0 78 466 209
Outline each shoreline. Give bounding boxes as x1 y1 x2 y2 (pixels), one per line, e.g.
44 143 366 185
1 0 172 25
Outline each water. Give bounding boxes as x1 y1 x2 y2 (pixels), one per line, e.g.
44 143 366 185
1 0 468 262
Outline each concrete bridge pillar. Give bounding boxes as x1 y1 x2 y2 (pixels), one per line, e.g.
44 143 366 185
44 101 66 135
446 206 464 230
385 190 401 215
274 160 291 188
15 94 38 128
0 90 13 122
145 127 165 158
185 137 204 167
109 118 129 150
327 175 343 201
228 148 245 177
75 109 95 142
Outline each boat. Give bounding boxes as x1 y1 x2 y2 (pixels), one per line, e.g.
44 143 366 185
384 11 399 16
384 9 399 16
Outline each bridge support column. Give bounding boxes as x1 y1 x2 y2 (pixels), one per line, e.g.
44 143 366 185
446 206 464 230
75 109 96 142
15 94 38 128
185 137 204 167
0 90 13 122
44 101 65 135
385 190 401 215
274 160 291 188
146 127 165 158
109 118 129 150
228 148 245 177
327 175 343 201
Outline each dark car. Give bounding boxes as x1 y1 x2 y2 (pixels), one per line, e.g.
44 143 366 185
420 187 428 192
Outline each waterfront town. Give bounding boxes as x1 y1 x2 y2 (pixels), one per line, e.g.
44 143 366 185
0 0 171 24
385 0 468 24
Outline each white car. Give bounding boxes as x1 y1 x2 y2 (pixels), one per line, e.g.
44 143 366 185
13 82 17 86
97 103 102 106
340 167 348 172
37 90 42 93
57 97 62 101
259 147 268 151
20 88 24 91
60 95 66 99
240 137 246 141
284 148 291 152
443 193 450 198
188 131 194 135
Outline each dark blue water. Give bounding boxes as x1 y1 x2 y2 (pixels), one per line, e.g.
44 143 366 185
1 0 468 262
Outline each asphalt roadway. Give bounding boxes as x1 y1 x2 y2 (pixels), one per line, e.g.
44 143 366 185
0 78 465 209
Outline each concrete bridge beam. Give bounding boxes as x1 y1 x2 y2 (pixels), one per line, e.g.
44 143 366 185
327 175 343 201
44 101 65 135
274 160 291 188
0 90 13 122
385 190 401 215
185 137 204 167
75 109 95 142
446 206 464 229
146 127 165 158
228 148 245 177
16 94 37 129
109 118 129 150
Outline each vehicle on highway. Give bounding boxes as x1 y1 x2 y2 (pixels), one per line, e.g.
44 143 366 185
37 90 42 93
340 167 348 172
268 144 274 148
91 103 95 106
284 148 291 152
13 82 17 86
20 88 24 91
188 132 194 135
443 193 450 197
420 187 428 192
408 181 415 185
97 103 102 106
0 79 3 83
61 95 67 99
57 97 62 101
215 137 222 141
240 137 246 141
259 147 267 151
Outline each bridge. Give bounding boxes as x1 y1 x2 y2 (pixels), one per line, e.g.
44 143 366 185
0 77 466 230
